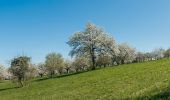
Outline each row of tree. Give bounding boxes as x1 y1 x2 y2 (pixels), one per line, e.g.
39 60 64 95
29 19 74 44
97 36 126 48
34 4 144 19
0 23 170 87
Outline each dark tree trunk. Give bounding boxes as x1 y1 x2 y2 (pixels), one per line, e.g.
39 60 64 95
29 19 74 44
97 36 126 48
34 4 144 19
50 71 54 78
121 59 124 64
59 71 62 75
40 73 43 77
18 77 23 87
50 73 53 78
91 53 95 70
91 47 96 70
66 69 69 74
75 69 78 73
19 80 23 87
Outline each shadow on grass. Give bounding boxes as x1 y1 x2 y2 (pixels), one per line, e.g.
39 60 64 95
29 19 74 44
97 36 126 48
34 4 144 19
135 87 170 100
35 68 104 82
149 90 170 100
35 70 90 82
0 87 18 92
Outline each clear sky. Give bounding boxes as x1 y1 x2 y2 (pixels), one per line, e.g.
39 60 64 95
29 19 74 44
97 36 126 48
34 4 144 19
0 0 170 66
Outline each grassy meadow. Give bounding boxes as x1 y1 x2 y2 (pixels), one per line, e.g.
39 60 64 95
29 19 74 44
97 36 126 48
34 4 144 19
0 59 170 100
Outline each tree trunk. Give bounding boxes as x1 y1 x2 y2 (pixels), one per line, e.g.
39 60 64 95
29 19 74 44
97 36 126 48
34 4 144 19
90 45 96 70
92 51 96 70
91 56 95 70
66 69 69 74
50 71 54 78
121 59 124 64
40 73 43 77
18 77 23 87
76 69 78 73
19 80 23 87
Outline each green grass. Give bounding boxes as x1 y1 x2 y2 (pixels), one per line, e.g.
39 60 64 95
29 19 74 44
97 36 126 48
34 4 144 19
1 59 170 100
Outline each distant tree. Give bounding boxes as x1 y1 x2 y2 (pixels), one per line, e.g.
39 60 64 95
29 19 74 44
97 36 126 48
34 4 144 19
64 60 72 74
45 53 64 77
57 64 64 75
135 52 145 62
0 65 5 80
97 33 119 65
96 54 112 67
25 64 38 80
9 56 31 87
151 48 165 60
72 57 89 73
37 63 46 77
117 43 136 64
144 52 152 61
67 23 110 70
164 48 170 58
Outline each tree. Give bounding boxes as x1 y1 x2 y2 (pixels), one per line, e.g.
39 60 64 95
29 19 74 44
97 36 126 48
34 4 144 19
37 63 46 77
45 52 64 77
25 64 38 80
0 65 5 80
117 43 136 64
135 52 145 62
72 57 89 72
144 52 152 61
151 48 165 60
64 60 72 74
9 56 31 87
97 34 119 65
96 53 112 67
67 23 110 70
164 48 170 58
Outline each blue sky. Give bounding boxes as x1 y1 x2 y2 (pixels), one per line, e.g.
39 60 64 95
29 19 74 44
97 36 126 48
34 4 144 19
0 0 170 66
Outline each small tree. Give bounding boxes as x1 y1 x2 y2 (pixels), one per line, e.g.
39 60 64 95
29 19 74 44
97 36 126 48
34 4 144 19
0 65 5 80
135 52 143 62
96 54 112 67
72 57 89 73
164 48 170 58
151 48 165 60
64 60 72 74
45 52 64 77
97 33 119 66
9 56 31 87
37 63 46 77
25 64 38 80
144 52 152 61
117 43 136 64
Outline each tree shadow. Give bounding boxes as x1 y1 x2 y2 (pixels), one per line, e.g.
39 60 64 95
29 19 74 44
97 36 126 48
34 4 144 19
35 70 89 82
0 87 18 92
136 87 170 100
34 68 103 82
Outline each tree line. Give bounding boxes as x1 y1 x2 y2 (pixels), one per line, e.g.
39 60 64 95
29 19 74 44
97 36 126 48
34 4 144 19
0 23 170 87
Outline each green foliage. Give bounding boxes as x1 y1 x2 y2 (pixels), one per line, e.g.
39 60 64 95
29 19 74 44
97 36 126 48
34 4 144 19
0 59 170 99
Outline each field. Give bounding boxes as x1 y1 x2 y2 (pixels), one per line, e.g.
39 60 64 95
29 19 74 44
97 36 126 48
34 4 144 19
0 59 170 100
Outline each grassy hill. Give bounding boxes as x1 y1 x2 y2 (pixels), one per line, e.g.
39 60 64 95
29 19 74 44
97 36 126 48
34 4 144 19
0 59 170 100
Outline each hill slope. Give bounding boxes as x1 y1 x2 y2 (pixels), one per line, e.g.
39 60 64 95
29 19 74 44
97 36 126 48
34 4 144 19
0 59 170 100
